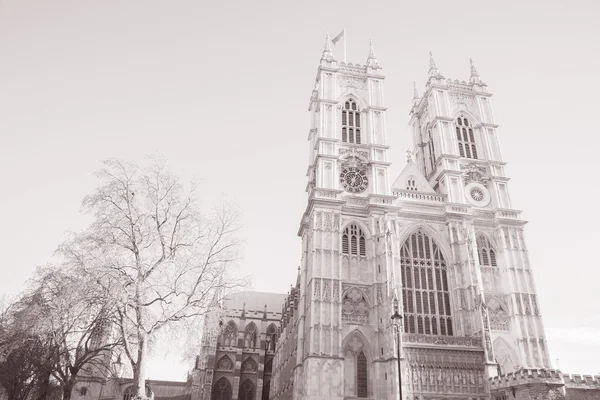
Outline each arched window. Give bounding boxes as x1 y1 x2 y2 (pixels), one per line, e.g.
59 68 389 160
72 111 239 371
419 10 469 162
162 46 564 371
400 230 453 336
241 357 258 373
342 224 366 256
238 379 255 400
221 321 238 348
342 99 361 144
406 178 417 191
244 322 258 350
212 378 232 400
455 116 478 159
266 323 277 351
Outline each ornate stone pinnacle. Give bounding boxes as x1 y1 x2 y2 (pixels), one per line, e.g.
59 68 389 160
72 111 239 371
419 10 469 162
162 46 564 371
324 34 332 53
406 149 413 163
413 81 419 99
429 51 438 71
368 39 375 59
470 58 479 78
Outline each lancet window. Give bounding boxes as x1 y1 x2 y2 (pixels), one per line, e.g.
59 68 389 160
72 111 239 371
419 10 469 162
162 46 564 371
400 230 453 336
244 322 257 350
406 178 417 191
342 224 366 256
221 321 238 348
342 99 361 144
212 378 232 400
238 379 255 400
266 323 277 351
426 130 437 172
455 116 478 159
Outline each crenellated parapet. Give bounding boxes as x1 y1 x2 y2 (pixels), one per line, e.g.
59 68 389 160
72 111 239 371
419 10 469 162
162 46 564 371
490 369 565 400
563 373 600 399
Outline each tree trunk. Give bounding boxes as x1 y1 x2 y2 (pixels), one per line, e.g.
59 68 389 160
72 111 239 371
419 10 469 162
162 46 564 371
35 371 51 400
62 381 75 400
133 333 149 399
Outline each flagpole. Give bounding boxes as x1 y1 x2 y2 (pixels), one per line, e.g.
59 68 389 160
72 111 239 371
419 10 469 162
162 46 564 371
343 27 347 63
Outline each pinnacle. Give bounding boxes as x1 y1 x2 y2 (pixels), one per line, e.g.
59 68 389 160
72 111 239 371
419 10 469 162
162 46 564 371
429 51 437 71
324 34 332 53
368 39 375 59
413 81 419 99
470 57 480 81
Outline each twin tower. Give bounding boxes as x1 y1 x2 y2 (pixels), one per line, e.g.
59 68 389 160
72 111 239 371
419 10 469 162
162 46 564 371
194 36 571 400
267 36 562 400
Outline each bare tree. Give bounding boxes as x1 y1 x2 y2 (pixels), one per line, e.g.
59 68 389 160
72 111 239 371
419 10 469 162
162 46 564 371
59 158 245 399
0 266 121 400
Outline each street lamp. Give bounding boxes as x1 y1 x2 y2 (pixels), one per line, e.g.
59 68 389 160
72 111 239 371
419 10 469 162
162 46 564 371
391 297 403 400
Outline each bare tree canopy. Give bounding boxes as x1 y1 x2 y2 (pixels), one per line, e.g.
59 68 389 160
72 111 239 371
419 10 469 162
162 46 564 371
58 158 245 399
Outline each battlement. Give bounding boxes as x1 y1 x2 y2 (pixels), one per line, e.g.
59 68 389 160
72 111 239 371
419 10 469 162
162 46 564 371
563 373 600 388
489 368 564 389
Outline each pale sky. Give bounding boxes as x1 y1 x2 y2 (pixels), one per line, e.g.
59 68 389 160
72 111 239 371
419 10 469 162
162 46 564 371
1 0 599 381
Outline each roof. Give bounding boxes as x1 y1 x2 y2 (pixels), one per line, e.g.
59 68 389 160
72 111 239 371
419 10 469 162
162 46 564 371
223 291 287 314
391 161 435 193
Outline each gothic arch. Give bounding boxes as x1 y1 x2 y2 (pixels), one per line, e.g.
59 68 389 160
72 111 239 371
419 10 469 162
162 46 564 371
451 108 481 126
342 329 371 398
212 377 233 400
493 338 519 375
336 89 369 111
476 232 500 252
215 355 234 371
396 222 452 263
243 322 258 350
221 320 238 348
238 378 256 400
241 356 258 373
340 220 371 239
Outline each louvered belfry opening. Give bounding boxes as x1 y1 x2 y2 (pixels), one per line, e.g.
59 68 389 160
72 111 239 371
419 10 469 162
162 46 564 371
342 224 366 256
400 230 453 336
455 116 478 159
342 99 361 144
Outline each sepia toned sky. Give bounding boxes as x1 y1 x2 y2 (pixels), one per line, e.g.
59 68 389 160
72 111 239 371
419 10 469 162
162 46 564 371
1 0 599 380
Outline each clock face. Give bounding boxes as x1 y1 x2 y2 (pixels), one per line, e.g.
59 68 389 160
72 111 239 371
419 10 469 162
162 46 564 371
340 167 368 193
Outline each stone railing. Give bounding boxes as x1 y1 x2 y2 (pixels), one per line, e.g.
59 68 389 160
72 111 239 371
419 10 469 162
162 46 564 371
402 334 482 349
445 204 469 215
393 190 446 203
368 194 395 205
495 209 522 220
313 189 342 201
489 368 564 389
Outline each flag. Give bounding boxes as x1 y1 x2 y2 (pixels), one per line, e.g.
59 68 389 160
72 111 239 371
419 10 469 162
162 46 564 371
331 29 345 45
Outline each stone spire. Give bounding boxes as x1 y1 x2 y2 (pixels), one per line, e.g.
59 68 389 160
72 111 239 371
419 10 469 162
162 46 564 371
321 34 334 60
469 58 481 83
428 51 439 76
365 39 380 70
406 149 413 164
413 81 420 100
368 39 375 59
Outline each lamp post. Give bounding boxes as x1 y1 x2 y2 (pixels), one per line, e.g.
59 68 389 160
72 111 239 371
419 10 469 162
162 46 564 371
261 335 272 400
391 300 403 400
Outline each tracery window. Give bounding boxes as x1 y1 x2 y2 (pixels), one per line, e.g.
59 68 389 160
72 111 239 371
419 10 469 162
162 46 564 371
342 288 369 323
342 99 361 144
400 230 453 336
238 379 255 400
427 130 437 172
266 323 277 351
241 357 258 373
221 321 238 348
406 178 417 191
216 355 233 371
244 322 258 350
342 224 366 256
212 378 232 400
455 116 478 159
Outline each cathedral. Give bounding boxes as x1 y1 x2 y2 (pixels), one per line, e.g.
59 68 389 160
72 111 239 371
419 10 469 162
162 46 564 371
189 36 600 400
62 36 600 400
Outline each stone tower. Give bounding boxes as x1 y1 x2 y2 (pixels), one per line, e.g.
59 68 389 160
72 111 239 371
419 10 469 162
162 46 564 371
270 39 558 400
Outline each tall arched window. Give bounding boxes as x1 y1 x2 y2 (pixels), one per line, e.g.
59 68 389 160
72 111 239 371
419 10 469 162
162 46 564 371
238 379 255 400
342 99 361 144
212 378 232 400
244 322 258 350
455 116 478 159
342 224 366 256
221 321 238 348
400 230 453 336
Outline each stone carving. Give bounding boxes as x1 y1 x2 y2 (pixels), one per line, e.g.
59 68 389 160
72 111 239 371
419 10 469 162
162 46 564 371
338 148 369 168
376 285 384 304
333 214 340 230
337 76 367 90
342 288 369 323
461 164 490 187
314 280 321 300
487 296 509 330
323 280 331 302
332 283 340 303
324 213 333 231
484 331 494 361
315 213 322 229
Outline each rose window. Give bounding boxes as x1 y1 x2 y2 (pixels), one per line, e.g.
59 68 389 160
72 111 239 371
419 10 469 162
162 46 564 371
471 188 484 201
342 288 369 323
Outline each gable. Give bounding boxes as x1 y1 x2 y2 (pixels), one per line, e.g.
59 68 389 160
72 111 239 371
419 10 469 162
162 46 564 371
391 162 435 193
